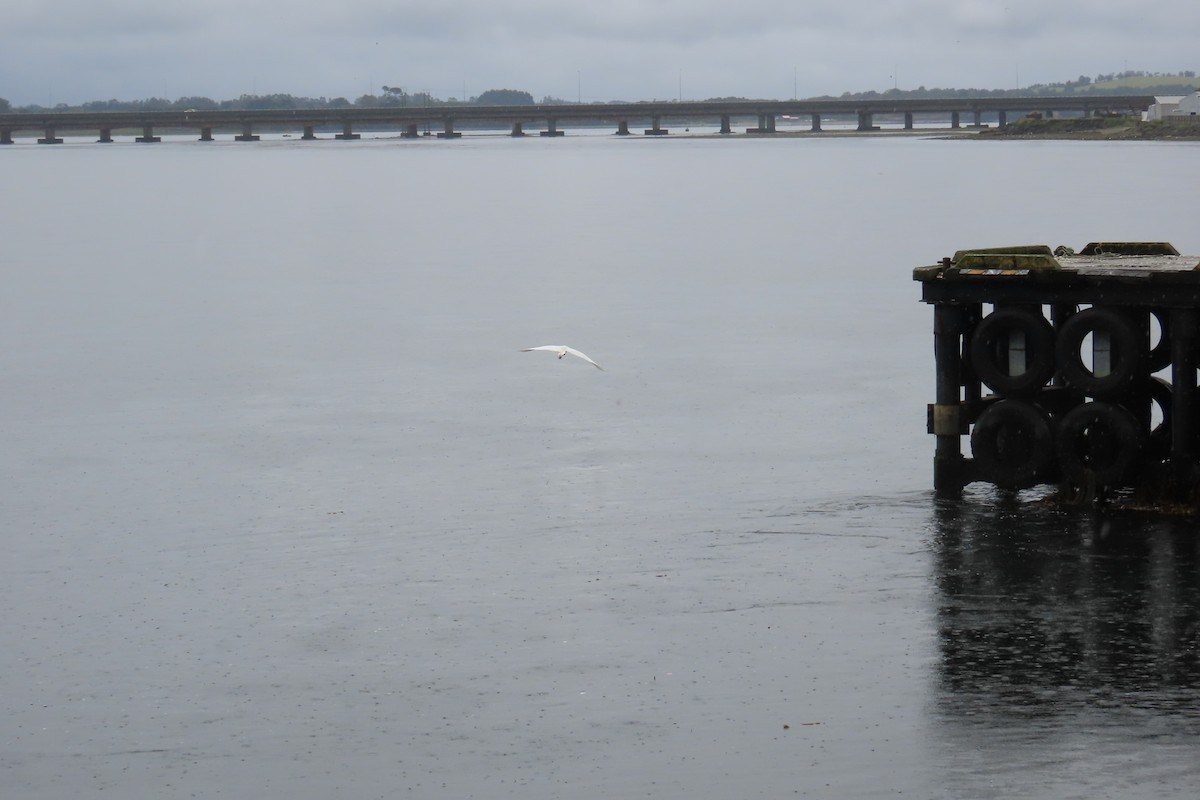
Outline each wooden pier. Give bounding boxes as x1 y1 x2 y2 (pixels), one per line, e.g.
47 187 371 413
914 242 1200 505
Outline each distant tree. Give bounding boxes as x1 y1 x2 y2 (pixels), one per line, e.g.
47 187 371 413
131 97 173 111
221 93 299 110
381 86 408 106
173 96 219 111
476 89 534 105
0 97 10 112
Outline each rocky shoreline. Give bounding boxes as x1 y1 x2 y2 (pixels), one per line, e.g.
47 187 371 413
976 116 1200 141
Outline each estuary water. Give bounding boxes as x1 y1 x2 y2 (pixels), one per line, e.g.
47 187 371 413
2 131 1199 799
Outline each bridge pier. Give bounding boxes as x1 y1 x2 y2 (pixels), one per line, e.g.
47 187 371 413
401 124 420 138
301 125 317 140
234 123 259 142
856 111 878 131
950 111 961 129
511 121 526 137
719 115 732 134
1 130 13 145
38 126 64 144
199 127 215 141
904 112 914 130
540 119 565 137
335 122 360 141
998 111 1008 128
616 120 631 135
437 119 461 138
971 110 984 128
810 113 822 132
98 128 114 143
747 114 776 134
136 125 161 143
644 116 668 135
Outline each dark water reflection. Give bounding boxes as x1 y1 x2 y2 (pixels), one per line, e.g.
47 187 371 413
930 498 1200 797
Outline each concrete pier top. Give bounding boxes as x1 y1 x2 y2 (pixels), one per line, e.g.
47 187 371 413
915 243 1200 306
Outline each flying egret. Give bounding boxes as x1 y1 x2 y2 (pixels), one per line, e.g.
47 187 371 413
520 345 604 370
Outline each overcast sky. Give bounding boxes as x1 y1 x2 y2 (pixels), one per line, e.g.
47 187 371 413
1 0 1196 106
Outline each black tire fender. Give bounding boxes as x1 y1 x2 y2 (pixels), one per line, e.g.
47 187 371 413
970 399 1055 490
968 307 1056 397
1147 375 1172 455
1056 401 1145 488
1055 307 1145 397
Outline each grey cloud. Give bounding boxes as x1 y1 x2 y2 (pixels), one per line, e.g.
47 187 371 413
0 0 1195 105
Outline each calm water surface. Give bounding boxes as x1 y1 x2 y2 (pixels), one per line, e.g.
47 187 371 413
2 133 1199 798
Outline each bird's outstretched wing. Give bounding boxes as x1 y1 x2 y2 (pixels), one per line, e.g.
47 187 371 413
520 345 604 370
562 347 604 370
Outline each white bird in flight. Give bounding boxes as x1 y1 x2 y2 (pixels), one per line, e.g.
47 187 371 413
520 345 604 370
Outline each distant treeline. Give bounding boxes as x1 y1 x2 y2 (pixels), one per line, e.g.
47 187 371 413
821 70 1199 101
0 87 543 114
1 72 1196 114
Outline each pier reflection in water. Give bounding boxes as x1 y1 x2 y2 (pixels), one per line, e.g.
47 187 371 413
930 499 1200 797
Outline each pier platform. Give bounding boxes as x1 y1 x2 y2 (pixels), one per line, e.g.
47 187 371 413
914 242 1200 506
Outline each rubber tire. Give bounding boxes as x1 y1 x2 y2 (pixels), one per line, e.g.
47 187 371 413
970 399 1055 490
1147 375 1172 456
968 307 1057 398
1055 307 1145 397
1056 401 1144 489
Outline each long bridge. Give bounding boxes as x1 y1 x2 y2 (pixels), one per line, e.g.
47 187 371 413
0 95 1156 144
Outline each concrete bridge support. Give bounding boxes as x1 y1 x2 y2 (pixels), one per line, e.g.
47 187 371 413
856 111 878 131
39 126 64 144
747 114 776 133
511 122 526 137
811 114 822 132
98 129 114 143
199 127 215 141
437 119 461 138
719 115 732 134
644 116 668 135
904 112 914 130
335 122 360 141
540 119 565 137
950 111 961 129
998 111 1008 127
136 125 161 143
234 123 259 142
401 124 420 138
616 120 631 135
972 110 984 128
1 130 13 145
301 125 317 140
